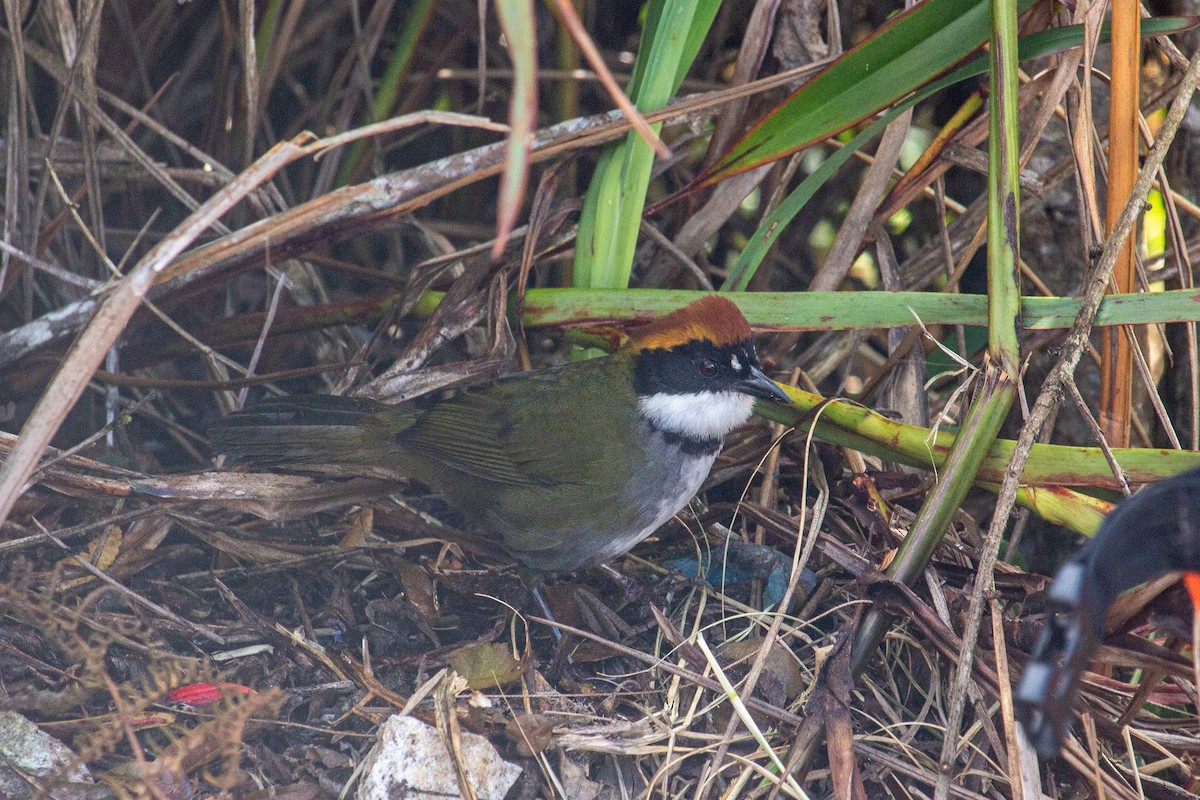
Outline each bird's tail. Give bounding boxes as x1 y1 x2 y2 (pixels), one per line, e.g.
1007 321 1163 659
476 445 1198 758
210 395 391 468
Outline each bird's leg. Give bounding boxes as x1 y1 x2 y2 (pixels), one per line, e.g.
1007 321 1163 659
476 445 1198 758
529 585 563 643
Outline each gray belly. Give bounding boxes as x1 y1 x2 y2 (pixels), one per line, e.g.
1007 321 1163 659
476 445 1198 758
500 427 719 572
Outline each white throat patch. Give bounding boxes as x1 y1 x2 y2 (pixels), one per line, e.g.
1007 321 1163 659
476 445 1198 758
638 390 755 440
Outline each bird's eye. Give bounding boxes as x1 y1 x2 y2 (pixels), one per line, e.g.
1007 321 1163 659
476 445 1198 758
698 358 718 377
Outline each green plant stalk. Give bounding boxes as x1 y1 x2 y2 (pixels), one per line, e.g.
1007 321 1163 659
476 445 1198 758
759 394 1112 536
849 367 1016 674
929 3 1024 788
573 0 719 291
985 0 1023 362
552 1 582 122
847 0 1023 680
336 0 436 187
522 286 1200 330
768 366 1020 782
185 282 1200 340
936 4 1022 786
254 0 283 71
751 385 1200 496
372 0 437 126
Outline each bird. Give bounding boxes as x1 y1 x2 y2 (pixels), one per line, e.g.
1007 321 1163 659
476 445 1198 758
210 296 792 573
1016 465 1200 757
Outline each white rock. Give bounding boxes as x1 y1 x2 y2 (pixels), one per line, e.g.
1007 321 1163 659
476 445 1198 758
358 715 522 800
0 711 98 800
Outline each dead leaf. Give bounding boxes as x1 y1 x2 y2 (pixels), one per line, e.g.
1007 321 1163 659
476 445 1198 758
449 642 523 690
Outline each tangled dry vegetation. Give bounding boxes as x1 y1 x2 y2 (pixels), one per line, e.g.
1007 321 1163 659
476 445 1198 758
3 1 1200 798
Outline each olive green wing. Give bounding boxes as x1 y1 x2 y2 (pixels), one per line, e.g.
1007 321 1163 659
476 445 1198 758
395 360 626 488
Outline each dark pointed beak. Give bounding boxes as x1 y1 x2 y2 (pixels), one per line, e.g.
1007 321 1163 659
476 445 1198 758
737 366 792 404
